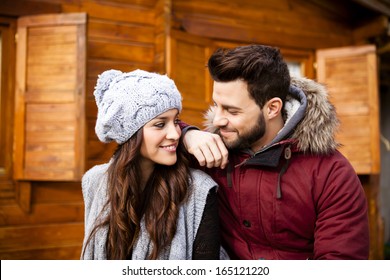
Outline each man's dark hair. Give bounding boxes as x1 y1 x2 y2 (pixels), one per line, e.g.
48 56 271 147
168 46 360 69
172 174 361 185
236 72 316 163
207 45 291 108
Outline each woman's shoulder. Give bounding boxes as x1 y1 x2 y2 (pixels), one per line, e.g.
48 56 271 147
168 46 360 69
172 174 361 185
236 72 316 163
189 168 218 192
82 163 110 200
85 162 110 174
83 163 110 184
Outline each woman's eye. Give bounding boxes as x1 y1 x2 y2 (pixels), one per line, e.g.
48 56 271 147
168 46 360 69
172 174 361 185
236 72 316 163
174 118 181 125
154 122 165 128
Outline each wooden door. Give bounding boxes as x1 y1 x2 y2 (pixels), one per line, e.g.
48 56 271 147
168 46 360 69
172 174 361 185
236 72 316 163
13 13 87 181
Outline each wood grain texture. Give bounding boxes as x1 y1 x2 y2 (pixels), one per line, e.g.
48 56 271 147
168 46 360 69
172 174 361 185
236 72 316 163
0 0 385 260
317 45 380 174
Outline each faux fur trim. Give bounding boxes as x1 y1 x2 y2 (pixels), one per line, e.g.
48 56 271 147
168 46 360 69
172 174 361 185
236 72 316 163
291 77 339 154
203 76 340 155
203 108 218 133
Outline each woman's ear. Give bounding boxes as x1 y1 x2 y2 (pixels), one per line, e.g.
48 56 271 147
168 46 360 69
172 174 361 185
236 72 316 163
265 97 283 120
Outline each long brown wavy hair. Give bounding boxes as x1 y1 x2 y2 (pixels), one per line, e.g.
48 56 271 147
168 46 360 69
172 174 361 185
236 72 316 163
82 128 191 259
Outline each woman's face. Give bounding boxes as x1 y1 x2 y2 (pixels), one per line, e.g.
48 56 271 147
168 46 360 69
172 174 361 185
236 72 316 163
140 109 181 168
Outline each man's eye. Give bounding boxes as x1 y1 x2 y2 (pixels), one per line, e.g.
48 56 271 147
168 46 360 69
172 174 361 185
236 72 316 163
228 110 239 115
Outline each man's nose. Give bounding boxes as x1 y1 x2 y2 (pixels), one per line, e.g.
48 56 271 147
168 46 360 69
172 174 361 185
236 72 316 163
213 109 228 127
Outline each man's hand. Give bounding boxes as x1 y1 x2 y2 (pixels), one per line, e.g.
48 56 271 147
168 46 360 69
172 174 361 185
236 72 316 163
183 130 229 169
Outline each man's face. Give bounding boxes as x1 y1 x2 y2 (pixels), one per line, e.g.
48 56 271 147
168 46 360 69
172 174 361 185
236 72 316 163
212 80 266 151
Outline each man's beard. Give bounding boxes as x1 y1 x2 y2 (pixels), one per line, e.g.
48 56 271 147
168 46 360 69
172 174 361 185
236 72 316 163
217 113 266 150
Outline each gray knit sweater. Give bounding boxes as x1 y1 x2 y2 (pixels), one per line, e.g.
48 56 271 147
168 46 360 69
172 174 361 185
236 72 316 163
81 163 218 260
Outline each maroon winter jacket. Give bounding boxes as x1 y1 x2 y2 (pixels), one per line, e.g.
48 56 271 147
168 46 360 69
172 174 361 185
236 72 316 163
185 77 369 259
207 142 369 259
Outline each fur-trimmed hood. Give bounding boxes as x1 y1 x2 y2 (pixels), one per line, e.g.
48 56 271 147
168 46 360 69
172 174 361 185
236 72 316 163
204 76 340 155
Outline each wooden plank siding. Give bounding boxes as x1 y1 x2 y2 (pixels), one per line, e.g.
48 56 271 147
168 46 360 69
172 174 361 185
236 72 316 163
0 0 386 260
63 0 160 169
1 0 162 259
172 0 355 49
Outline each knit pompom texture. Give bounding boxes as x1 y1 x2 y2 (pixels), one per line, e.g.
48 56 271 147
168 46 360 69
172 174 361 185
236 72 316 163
94 69 182 144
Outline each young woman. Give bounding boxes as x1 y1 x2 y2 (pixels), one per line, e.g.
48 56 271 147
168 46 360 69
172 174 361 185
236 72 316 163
81 69 222 260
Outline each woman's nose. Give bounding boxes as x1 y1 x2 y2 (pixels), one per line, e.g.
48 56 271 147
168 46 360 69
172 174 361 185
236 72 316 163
166 123 181 140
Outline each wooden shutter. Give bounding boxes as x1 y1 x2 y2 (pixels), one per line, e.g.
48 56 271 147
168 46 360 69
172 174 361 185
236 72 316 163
316 45 380 174
13 13 86 181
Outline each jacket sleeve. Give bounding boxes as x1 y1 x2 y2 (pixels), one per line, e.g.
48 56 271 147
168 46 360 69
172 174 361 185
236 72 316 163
313 155 369 259
178 121 205 170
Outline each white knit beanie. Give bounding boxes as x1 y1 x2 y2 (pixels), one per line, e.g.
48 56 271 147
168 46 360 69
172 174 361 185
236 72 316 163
94 69 182 144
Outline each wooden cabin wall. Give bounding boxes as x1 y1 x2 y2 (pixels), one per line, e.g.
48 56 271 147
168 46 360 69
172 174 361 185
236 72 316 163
0 0 162 259
61 0 162 170
171 0 356 49
0 0 385 259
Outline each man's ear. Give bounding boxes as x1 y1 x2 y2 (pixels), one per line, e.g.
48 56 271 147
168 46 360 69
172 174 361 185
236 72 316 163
265 97 283 119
